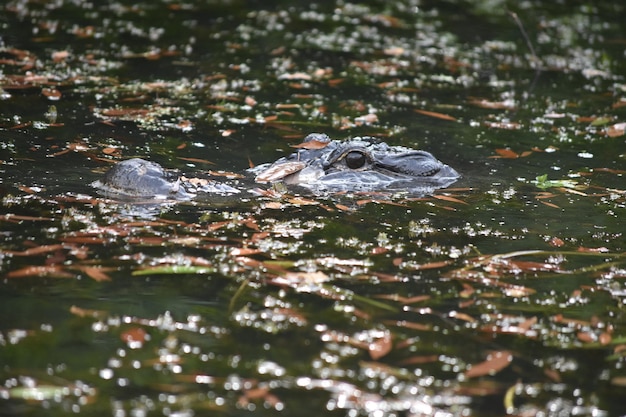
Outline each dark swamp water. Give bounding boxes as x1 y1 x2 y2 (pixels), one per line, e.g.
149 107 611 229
2 0 626 415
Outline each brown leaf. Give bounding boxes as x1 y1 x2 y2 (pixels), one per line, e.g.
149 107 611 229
448 311 476 323
81 266 112 282
384 320 430 331
121 327 148 346
5 244 64 256
255 161 306 182
468 98 516 110
101 108 149 118
369 332 392 360
177 157 215 165
407 260 452 270
577 331 596 343
7 265 74 279
375 294 430 304
69 305 106 318
492 148 519 159
549 237 565 247
230 248 262 256
207 170 245 179
290 140 330 150
539 200 561 209
287 197 319 206
606 122 626 138
599 332 612 345
42 87 62 100
577 246 609 253
484 121 522 130
464 350 513 378
399 355 439 365
432 194 468 205
414 108 457 121
1 214 54 222
593 167 626 174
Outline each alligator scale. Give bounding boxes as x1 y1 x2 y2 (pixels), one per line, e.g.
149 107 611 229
93 134 459 198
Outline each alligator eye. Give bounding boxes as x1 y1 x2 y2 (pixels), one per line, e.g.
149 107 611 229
345 151 366 169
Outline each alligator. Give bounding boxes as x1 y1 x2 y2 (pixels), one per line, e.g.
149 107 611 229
92 133 459 199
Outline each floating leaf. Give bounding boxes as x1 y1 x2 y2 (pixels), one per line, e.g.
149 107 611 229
491 148 519 159
132 265 216 275
5 244 64 256
75 266 113 282
255 161 306 182
178 157 215 165
291 139 330 150
368 332 392 360
121 327 148 348
432 194 468 205
7 265 74 279
464 350 513 378
484 121 522 130
590 116 612 126
70 305 106 318
468 97 516 110
606 122 626 137
533 174 580 190
414 108 457 121
41 87 61 100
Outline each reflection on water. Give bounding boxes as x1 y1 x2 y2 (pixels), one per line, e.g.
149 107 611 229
1 0 626 416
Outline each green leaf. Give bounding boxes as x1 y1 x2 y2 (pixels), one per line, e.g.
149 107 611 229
590 116 612 126
532 175 579 190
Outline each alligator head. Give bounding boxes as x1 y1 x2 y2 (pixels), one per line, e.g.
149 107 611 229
253 133 460 193
92 158 237 199
93 134 459 199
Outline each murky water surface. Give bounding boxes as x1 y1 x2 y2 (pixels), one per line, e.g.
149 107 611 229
1 1 626 416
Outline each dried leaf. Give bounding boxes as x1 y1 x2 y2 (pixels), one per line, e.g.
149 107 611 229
484 121 522 130
468 98 516 110
207 170 245 179
549 237 565 247
492 148 519 159
121 327 148 346
399 355 439 365
255 161 306 182
539 200 561 209
287 197 319 206
230 248 262 256
7 265 73 279
5 244 64 256
1 214 54 222
368 332 392 360
448 311 476 323
375 294 430 304
464 350 513 378
69 305 106 318
80 266 112 282
432 194 468 205
290 140 330 150
577 246 610 253
407 260 452 270
178 157 215 165
413 108 457 121
278 72 312 80
41 87 62 100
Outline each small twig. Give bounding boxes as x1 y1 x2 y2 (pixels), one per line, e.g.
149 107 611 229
229 278 250 313
508 10 540 68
